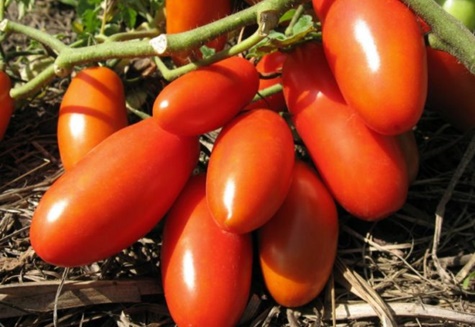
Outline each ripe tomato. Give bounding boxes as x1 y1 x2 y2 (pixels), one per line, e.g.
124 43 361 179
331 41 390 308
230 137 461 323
153 56 259 136
30 118 200 267
311 0 334 23
397 130 419 185
161 174 253 327
165 0 231 65
0 71 14 140
207 109 295 234
283 42 408 221
259 160 338 308
322 0 427 135
426 47 475 131
58 66 128 170
245 51 287 112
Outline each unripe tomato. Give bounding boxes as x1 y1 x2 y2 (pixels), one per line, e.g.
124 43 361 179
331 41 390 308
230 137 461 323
0 71 14 140
283 42 409 221
426 47 475 131
245 51 287 112
58 66 128 170
30 118 200 267
322 0 427 135
207 109 295 234
153 56 259 136
161 174 253 327
165 0 232 65
436 0 475 31
259 160 338 308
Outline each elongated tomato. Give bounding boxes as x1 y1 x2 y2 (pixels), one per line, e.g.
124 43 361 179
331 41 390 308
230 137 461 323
30 118 200 267
322 0 427 135
283 42 408 221
0 71 14 140
245 51 287 112
153 56 259 136
426 48 475 131
166 0 231 65
207 109 295 234
259 160 338 308
58 66 128 170
161 174 253 327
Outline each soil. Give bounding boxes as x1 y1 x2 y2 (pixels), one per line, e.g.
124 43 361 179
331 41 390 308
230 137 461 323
0 1 474 326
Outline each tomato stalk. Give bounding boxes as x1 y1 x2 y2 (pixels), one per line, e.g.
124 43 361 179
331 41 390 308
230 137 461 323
402 0 475 74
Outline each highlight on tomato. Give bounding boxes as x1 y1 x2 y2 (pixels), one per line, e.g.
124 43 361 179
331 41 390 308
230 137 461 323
245 51 287 112
258 160 339 308
165 0 232 65
153 56 259 136
30 118 200 267
58 66 128 170
322 0 427 135
161 174 253 327
283 41 409 221
0 71 14 140
206 108 295 234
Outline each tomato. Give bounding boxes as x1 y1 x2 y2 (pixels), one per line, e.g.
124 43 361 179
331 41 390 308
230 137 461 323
322 0 427 135
397 130 419 185
283 42 409 221
311 0 335 23
206 109 295 234
436 0 475 31
58 66 128 170
153 56 259 136
30 118 200 267
165 0 231 65
161 174 253 327
426 47 475 132
0 71 14 140
258 160 338 308
245 51 287 112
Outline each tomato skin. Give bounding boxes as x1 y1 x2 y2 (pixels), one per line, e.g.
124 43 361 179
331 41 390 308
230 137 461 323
258 160 338 308
322 0 427 135
245 51 287 112
0 71 14 140
58 66 128 170
436 0 475 31
153 56 259 136
397 130 419 185
426 48 475 131
312 0 335 23
207 109 295 234
161 174 253 327
30 118 200 267
283 42 408 221
166 0 231 65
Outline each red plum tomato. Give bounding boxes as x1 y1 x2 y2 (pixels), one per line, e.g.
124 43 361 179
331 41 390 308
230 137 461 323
259 160 339 307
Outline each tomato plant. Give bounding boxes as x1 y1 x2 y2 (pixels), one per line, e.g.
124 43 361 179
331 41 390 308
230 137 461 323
206 109 295 234
258 160 338 308
153 56 259 136
322 0 427 135
283 41 409 221
30 118 200 267
245 51 287 112
0 71 14 141
161 174 253 327
58 66 128 170
165 0 232 65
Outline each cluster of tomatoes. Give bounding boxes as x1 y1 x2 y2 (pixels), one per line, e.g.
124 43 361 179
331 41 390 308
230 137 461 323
20 0 475 326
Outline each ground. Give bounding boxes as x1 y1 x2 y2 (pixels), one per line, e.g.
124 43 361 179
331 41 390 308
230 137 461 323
0 1 474 326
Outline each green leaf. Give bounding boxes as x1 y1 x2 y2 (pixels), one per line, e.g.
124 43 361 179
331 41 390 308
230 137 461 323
200 45 216 59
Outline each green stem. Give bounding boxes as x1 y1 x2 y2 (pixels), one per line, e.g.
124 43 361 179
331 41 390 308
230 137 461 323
0 20 68 54
10 64 56 100
402 0 475 73
159 30 266 81
251 83 283 102
285 4 306 36
0 0 5 22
